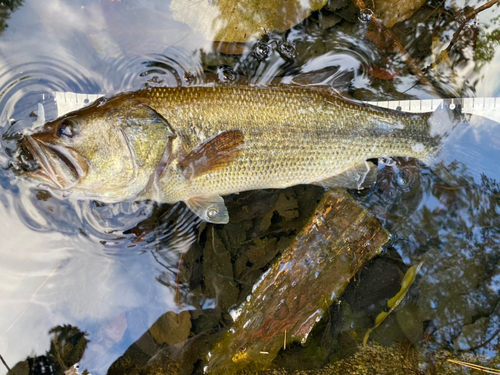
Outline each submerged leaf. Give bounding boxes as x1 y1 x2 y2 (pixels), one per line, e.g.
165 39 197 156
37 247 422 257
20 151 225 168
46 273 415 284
368 64 399 80
363 260 424 346
260 191 299 231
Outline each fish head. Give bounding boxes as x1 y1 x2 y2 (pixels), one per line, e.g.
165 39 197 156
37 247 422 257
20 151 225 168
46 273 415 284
17 94 155 197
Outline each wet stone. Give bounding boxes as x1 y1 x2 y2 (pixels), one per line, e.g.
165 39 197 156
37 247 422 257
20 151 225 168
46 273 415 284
396 302 424 347
454 300 500 351
374 0 427 27
107 311 193 375
148 310 192 346
334 1 360 23
191 308 222 334
319 13 343 30
454 317 491 351
341 255 404 313
170 0 328 43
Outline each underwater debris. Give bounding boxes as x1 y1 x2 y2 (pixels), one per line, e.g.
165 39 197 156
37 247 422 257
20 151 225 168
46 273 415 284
363 261 424 346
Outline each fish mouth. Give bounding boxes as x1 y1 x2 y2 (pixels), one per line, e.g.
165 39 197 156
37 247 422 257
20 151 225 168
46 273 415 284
20 135 88 190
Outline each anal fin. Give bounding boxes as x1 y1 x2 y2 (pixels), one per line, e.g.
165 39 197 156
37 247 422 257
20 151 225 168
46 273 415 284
314 161 378 190
186 195 229 224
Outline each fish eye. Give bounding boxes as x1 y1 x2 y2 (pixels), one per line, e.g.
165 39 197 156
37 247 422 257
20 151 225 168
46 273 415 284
58 119 80 138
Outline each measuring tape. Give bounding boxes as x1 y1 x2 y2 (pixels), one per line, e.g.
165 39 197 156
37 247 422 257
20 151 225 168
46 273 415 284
53 92 104 118
366 97 500 123
53 92 500 123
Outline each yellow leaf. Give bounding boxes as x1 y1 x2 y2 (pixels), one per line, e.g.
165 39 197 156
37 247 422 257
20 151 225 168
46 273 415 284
438 49 453 67
363 261 424 346
374 311 388 325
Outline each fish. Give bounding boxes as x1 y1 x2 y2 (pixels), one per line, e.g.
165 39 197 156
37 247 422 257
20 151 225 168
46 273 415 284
17 85 444 224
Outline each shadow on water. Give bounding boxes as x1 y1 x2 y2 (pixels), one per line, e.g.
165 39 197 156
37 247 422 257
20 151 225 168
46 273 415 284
1 0 500 374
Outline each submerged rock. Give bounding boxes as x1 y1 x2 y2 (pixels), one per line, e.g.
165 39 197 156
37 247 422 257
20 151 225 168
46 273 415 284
205 188 390 374
170 0 328 43
374 0 427 27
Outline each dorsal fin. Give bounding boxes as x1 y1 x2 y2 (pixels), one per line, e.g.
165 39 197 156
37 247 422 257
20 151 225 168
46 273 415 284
178 130 244 180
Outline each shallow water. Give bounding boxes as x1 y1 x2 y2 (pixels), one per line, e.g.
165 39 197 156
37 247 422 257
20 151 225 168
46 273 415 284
1 0 500 374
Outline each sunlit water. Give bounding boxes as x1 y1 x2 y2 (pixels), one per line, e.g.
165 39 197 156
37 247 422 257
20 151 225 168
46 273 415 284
1 0 500 374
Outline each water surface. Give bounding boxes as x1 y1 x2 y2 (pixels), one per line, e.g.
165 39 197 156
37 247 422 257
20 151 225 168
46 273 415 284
1 0 500 373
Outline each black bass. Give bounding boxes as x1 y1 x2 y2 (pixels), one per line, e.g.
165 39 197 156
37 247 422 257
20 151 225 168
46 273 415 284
18 86 443 223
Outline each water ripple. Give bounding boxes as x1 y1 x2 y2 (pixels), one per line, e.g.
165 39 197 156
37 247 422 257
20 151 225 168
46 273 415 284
0 44 207 244
107 46 206 90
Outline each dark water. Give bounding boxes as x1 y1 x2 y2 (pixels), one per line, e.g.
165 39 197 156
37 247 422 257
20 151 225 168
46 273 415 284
1 0 500 374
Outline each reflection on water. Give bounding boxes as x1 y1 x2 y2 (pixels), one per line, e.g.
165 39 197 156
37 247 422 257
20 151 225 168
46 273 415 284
7 325 88 375
1 0 500 374
357 164 500 352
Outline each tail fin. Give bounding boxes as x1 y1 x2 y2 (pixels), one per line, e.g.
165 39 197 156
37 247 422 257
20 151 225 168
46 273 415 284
428 106 500 185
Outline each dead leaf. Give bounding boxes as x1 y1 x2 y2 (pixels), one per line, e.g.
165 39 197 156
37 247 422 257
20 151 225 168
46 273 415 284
260 191 299 231
366 30 394 52
431 35 452 70
368 64 399 80
438 49 452 67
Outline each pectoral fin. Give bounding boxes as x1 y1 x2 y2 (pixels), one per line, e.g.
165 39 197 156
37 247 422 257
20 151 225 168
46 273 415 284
179 130 244 180
314 161 378 190
186 195 229 224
